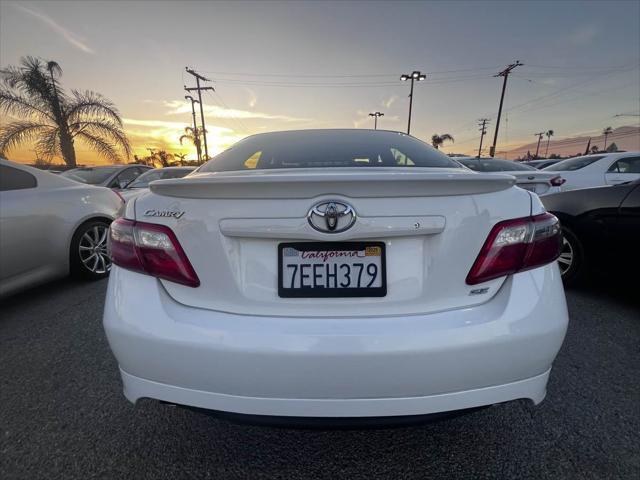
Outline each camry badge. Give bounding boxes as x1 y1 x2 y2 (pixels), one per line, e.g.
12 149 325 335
307 201 356 233
144 209 185 219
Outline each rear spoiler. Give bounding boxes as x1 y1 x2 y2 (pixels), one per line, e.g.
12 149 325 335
149 168 516 199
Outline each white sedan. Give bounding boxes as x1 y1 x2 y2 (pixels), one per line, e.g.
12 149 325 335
456 157 564 196
103 129 568 425
542 152 640 191
0 158 122 297
119 166 196 202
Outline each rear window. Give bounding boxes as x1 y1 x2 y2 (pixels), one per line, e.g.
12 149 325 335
199 130 461 172
0 165 37 191
128 168 194 188
544 156 604 172
458 158 535 172
61 167 120 184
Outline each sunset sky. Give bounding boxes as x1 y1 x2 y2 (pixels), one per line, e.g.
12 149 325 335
1 0 639 165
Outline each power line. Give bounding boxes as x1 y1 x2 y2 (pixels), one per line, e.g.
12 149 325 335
205 73 492 88
205 89 251 135
195 66 503 78
451 63 639 140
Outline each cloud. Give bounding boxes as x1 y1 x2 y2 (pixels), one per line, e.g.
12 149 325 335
123 118 244 157
14 4 95 54
381 95 398 108
164 100 308 122
567 25 599 46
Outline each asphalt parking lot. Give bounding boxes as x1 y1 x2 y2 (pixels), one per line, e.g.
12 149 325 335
1 278 638 480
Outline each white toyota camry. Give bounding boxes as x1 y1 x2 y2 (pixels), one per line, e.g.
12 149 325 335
104 129 568 425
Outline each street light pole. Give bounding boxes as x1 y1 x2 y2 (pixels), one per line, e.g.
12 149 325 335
369 111 384 129
400 71 426 135
185 95 202 163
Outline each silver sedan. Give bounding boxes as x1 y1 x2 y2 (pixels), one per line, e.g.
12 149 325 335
0 158 123 297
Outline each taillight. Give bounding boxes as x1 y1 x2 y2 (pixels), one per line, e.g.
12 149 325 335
108 218 200 287
466 213 561 285
550 176 566 187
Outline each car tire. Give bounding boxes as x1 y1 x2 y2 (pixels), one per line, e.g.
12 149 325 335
558 226 585 287
70 219 112 280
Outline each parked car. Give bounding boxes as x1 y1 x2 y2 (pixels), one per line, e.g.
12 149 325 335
104 129 568 426
456 157 564 196
541 180 640 286
61 164 152 190
522 159 562 169
0 158 123 297
119 166 196 202
542 152 640 191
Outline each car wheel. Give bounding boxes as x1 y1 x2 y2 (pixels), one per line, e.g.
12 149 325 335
557 226 584 287
70 219 112 280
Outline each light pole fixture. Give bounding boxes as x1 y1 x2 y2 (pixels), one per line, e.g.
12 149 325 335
368 111 384 129
400 70 426 135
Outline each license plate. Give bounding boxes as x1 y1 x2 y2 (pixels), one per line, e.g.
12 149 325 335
278 242 387 298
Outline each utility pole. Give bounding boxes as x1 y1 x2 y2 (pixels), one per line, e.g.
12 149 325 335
477 118 490 158
490 61 523 157
185 67 215 160
369 111 384 130
534 132 545 158
184 95 202 163
400 70 427 135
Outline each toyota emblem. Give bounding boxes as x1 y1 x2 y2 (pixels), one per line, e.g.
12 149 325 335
307 201 356 233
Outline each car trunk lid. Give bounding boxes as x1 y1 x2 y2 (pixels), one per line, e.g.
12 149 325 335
135 168 532 317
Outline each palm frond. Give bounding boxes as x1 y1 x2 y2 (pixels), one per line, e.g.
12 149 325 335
440 134 455 142
0 121 51 155
0 66 24 89
179 134 193 144
71 119 132 159
35 127 61 159
75 130 122 163
0 56 65 109
0 90 53 120
67 90 123 125
46 61 63 78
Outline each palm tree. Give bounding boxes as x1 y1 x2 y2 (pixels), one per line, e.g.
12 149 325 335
179 126 204 163
173 152 188 165
0 57 130 167
602 126 613 150
544 129 554 157
431 133 455 149
146 149 173 168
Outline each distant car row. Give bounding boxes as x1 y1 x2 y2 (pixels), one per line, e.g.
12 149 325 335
455 152 640 194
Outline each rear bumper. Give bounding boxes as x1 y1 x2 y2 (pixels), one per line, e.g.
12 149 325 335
104 265 568 418
121 368 550 418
